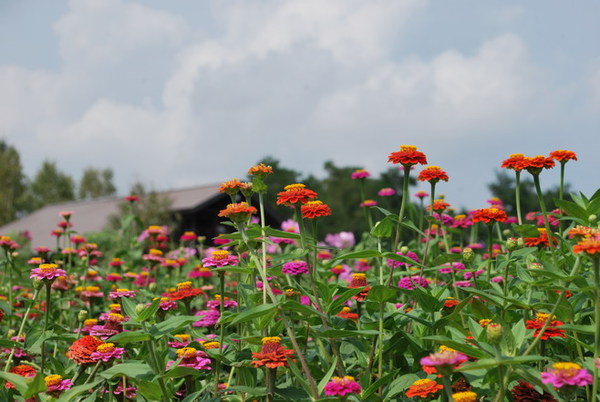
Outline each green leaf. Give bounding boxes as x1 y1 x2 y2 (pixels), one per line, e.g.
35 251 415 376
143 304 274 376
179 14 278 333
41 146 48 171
318 329 379 338
327 287 365 314
211 266 253 275
229 304 277 326
162 366 202 379
154 315 198 335
99 362 154 380
317 357 339 395
512 225 541 237
264 227 302 240
330 250 381 264
384 373 420 400
55 379 103 402
371 216 395 238
137 379 165 401
459 355 545 371
422 336 490 359
108 331 152 344
367 285 397 303
281 300 322 317
23 372 46 399
121 295 139 321
362 371 397 400
0 371 29 394
560 324 595 335
137 297 162 322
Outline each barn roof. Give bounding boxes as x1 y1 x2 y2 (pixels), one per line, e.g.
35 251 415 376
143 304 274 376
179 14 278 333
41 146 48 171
0 184 221 248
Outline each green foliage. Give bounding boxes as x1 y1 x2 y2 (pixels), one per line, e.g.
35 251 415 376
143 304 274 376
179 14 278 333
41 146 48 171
78 167 116 200
30 160 76 209
0 140 29 225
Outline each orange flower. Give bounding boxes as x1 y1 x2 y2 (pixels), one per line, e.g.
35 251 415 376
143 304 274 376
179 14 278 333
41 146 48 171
300 200 332 219
417 166 449 183
388 145 427 167
251 337 295 368
169 281 203 301
336 307 358 321
349 273 370 301
525 313 566 340
405 378 443 398
247 163 273 177
444 298 460 308
426 199 451 212
5 365 36 389
501 153 526 172
568 226 600 240
218 202 257 223
525 228 556 248
573 237 600 255
472 208 508 224
219 179 248 196
67 336 105 365
276 184 318 205
521 155 555 175
549 150 577 163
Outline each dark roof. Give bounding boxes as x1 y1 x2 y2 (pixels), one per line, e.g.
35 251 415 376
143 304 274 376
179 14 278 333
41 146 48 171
0 184 221 248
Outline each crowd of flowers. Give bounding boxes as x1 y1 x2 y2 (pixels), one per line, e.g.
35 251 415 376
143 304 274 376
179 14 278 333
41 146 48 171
0 147 599 401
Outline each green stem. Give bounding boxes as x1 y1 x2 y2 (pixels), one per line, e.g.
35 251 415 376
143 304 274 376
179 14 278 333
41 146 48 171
441 376 453 401
532 174 559 267
393 166 411 251
4 288 40 370
515 171 523 225
592 258 600 399
376 301 385 394
486 224 494 283
142 323 169 401
215 271 226 395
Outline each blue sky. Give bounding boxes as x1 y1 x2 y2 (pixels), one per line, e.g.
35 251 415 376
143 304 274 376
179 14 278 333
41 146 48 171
1 0 598 210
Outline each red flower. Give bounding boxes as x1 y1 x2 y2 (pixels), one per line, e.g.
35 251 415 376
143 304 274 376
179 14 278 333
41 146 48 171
300 201 332 218
549 150 577 163
388 145 427 167
501 153 526 172
169 281 203 301
276 184 318 205
417 166 449 183
524 228 556 248
525 313 566 340
251 337 295 368
348 273 370 302
444 298 460 308
426 199 451 212
336 307 358 321
573 237 600 255
5 365 36 389
405 378 443 399
472 208 508 224
219 179 249 196
247 163 273 177
511 381 557 401
218 202 257 223
67 336 105 365
521 155 555 175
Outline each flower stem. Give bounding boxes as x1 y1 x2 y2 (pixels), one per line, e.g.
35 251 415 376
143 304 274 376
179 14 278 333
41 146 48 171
215 271 226 395
393 166 411 251
4 287 40 370
441 376 453 401
532 174 559 266
486 224 494 283
592 257 600 399
515 171 522 225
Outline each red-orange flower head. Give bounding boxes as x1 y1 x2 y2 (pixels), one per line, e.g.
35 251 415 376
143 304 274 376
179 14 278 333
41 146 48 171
472 208 508 224
251 336 295 368
67 336 105 365
247 163 273 178
572 236 600 256
276 184 318 206
5 365 37 389
417 166 449 184
426 199 451 212
218 202 257 223
388 145 428 167
405 378 443 399
219 179 248 197
521 155 555 176
500 153 526 172
301 200 332 219
549 150 577 164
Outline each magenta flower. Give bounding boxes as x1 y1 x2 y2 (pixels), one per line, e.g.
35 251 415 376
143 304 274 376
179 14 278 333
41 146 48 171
541 362 593 388
420 350 468 375
45 375 72 397
167 347 211 370
387 251 419 268
282 261 309 276
207 297 238 309
454 280 473 288
325 231 356 249
30 264 67 281
90 343 125 362
398 275 428 290
324 376 362 397
377 187 396 196
202 250 238 267
351 169 370 179
109 288 137 299
360 200 377 207
414 191 429 199
438 262 466 274
193 309 220 327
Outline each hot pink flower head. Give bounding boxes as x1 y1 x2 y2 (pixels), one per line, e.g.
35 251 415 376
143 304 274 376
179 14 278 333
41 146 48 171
398 275 428 290
351 169 370 179
30 264 67 281
193 309 220 327
109 288 137 299
378 187 396 197
414 191 429 199
90 343 125 362
540 362 592 388
387 251 419 268
420 350 468 374
281 219 300 233
324 376 362 397
167 347 212 370
202 250 239 267
360 200 377 207
45 375 72 396
325 232 356 249
281 260 309 276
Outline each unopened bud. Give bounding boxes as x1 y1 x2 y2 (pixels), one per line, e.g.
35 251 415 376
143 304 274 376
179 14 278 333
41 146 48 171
589 214 597 224
462 247 474 262
7 329 16 338
32 278 43 290
78 310 88 321
135 304 146 314
517 238 525 248
486 323 503 344
148 282 157 292
506 237 518 250
400 246 409 254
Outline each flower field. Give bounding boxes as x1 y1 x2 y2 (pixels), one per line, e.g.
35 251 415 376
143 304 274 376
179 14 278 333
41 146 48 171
1 147 599 401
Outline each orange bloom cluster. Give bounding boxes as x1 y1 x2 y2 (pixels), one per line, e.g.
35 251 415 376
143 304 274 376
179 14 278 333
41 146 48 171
219 179 251 196
5 365 37 389
67 336 105 365
572 237 600 255
568 226 600 240
251 337 295 368
336 307 358 321
388 145 428 167
218 202 257 223
472 208 508 224
549 149 577 163
426 199 451 212
521 155 555 175
300 200 332 219
417 166 449 183
169 281 203 301
405 378 443 399
525 313 566 340
349 273 370 302
525 228 556 248
247 163 273 177
501 153 526 172
276 184 318 205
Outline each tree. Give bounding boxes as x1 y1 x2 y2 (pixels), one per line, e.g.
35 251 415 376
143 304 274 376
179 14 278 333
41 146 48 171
78 167 117 200
30 160 76 208
0 140 28 225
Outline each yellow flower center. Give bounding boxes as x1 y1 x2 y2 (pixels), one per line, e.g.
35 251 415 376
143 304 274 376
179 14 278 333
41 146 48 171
96 343 115 353
535 313 554 322
45 374 62 387
39 263 58 273
174 334 190 342
261 336 281 344
283 183 306 191
202 341 220 349
176 347 197 358
351 273 366 280
108 313 125 322
509 153 524 158
109 304 120 310
212 250 230 260
452 391 477 402
149 249 163 256
84 319 98 326
400 145 417 151
439 345 457 353
343 376 355 381
479 319 492 327
85 286 100 292
177 281 192 290
304 201 323 206
340 307 351 313
413 378 434 386
552 362 581 376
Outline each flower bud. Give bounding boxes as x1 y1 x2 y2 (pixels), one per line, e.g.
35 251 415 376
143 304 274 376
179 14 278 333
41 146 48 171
502 229 511 237
7 329 16 338
517 238 525 248
32 278 43 290
78 310 88 321
486 323 503 344
462 247 474 262
589 214 597 224
148 282 157 292
506 237 518 250
400 246 409 254
135 304 146 314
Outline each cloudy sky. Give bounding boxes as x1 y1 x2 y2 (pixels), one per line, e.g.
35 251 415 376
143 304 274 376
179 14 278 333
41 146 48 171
1 0 598 210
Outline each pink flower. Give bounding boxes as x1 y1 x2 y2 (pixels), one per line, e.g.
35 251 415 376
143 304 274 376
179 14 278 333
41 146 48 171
324 376 361 397
202 250 238 267
30 264 66 281
438 262 466 274
454 280 473 288
325 232 356 249
193 309 220 327
414 191 429 199
90 343 125 362
351 169 370 179
282 261 309 276
398 275 428 290
378 187 396 196
387 251 419 268
360 200 377 207
109 289 137 299
541 362 592 388
207 297 238 310
420 350 468 375
45 375 72 396
167 348 211 370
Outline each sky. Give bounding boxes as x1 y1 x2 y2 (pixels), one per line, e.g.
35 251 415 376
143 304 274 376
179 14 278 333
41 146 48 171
1 0 598 211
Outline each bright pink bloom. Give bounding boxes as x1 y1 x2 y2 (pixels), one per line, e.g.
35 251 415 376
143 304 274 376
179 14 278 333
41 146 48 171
90 343 125 362
398 275 428 290
202 250 239 267
378 187 396 196
167 347 212 370
30 264 67 281
351 169 370 179
282 261 309 276
541 362 592 388
324 376 362 397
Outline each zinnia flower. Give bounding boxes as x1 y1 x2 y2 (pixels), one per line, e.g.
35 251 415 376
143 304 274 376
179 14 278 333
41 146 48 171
417 166 449 183
525 228 556 248
251 337 295 368
219 179 247 196
30 263 67 281
109 288 137 299
202 250 239 267
336 307 358 321
167 347 212 370
67 336 105 365
452 391 478 402
5 365 36 389
169 281 203 301
405 378 443 399
248 163 273 177
360 200 377 207
521 155 555 175
193 309 220 327
218 202 258 223
420 350 468 376
351 169 370 179
510 381 557 402
276 184 318 205
501 153 526 172
398 275 428 290
378 187 396 196
572 236 600 255
348 273 370 301
90 343 125 362
471 208 507 224
388 145 427 167
541 362 592 387
323 376 361 397
525 313 566 340
301 200 332 218
549 149 577 163
281 260 309 275
45 374 73 397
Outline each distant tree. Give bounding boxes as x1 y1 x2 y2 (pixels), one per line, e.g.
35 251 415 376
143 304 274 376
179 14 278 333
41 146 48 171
30 161 76 208
0 140 28 225
78 167 117 200
488 170 569 217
